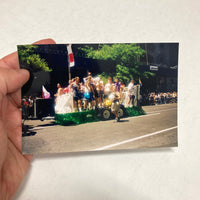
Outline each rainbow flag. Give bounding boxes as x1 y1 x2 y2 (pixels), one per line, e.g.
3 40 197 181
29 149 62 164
139 77 142 86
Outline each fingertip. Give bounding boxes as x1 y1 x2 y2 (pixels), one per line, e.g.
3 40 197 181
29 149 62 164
18 69 30 79
33 38 56 45
24 154 33 162
19 68 29 74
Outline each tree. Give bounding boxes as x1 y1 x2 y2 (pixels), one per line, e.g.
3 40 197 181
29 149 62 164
18 45 52 72
79 44 154 84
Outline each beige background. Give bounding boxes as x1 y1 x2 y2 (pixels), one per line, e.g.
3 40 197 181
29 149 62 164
0 0 200 199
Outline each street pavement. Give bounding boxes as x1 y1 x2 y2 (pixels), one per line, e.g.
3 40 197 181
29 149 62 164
22 103 177 154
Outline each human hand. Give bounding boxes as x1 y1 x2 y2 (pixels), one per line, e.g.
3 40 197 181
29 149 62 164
0 39 56 200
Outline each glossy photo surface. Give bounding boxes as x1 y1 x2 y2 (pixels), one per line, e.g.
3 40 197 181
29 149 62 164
18 43 178 154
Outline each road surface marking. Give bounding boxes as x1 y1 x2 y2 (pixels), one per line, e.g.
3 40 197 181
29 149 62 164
146 108 177 114
32 127 47 130
101 112 160 123
93 126 177 151
124 112 160 120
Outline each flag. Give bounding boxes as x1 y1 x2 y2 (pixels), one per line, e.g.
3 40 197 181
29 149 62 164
139 77 142 86
42 85 50 99
67 44 75 67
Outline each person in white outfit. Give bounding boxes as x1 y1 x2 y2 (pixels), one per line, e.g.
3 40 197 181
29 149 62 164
127 79 135 107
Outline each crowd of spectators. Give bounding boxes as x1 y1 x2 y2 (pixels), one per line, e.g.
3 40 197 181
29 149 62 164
22 96 34 119
140 91 177 106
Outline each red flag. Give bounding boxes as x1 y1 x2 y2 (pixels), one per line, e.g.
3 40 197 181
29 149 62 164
67 44 75 67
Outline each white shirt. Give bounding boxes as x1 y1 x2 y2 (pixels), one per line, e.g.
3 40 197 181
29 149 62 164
128 83 135 95
105 83 112 92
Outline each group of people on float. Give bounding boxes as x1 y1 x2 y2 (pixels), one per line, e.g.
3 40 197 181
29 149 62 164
54 72 139 115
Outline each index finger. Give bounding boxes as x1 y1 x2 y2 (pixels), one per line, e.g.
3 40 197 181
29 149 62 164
0 38 56 69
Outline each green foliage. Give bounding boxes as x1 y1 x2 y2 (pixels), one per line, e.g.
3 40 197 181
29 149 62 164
80 44 154 84
143 71 156 78
18 45 52 72
98 72 110 84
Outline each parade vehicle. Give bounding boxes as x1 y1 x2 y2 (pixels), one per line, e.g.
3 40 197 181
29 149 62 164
22 85 145 125
54 103 145 125
54 86 145 125
22 98 55 121
97 98 127 120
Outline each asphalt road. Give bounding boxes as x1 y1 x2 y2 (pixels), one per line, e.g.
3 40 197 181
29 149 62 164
22 103 177 154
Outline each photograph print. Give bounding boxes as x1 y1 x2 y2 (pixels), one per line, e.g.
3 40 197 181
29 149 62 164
18 43 178 154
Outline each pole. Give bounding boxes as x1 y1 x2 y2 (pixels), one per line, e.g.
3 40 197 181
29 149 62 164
145 43 149 65
68 56 71 80
67 44 71 81
34 99 37 118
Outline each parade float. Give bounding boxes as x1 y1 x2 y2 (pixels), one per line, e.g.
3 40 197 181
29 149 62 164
54 85 146 125
55 106 145 125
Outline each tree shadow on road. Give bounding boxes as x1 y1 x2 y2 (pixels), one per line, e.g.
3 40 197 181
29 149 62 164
23 121 58 137
35 121 56 128
22 124 37 137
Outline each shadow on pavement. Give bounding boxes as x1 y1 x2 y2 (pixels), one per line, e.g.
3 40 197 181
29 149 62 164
22 124 37 137
23 121 57 137
113 119 129 123
118 119 129 123
35 121 56 128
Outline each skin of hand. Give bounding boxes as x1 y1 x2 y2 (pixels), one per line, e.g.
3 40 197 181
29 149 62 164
0 39 56 200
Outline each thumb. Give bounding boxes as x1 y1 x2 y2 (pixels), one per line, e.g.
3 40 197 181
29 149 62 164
0 68 30 95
